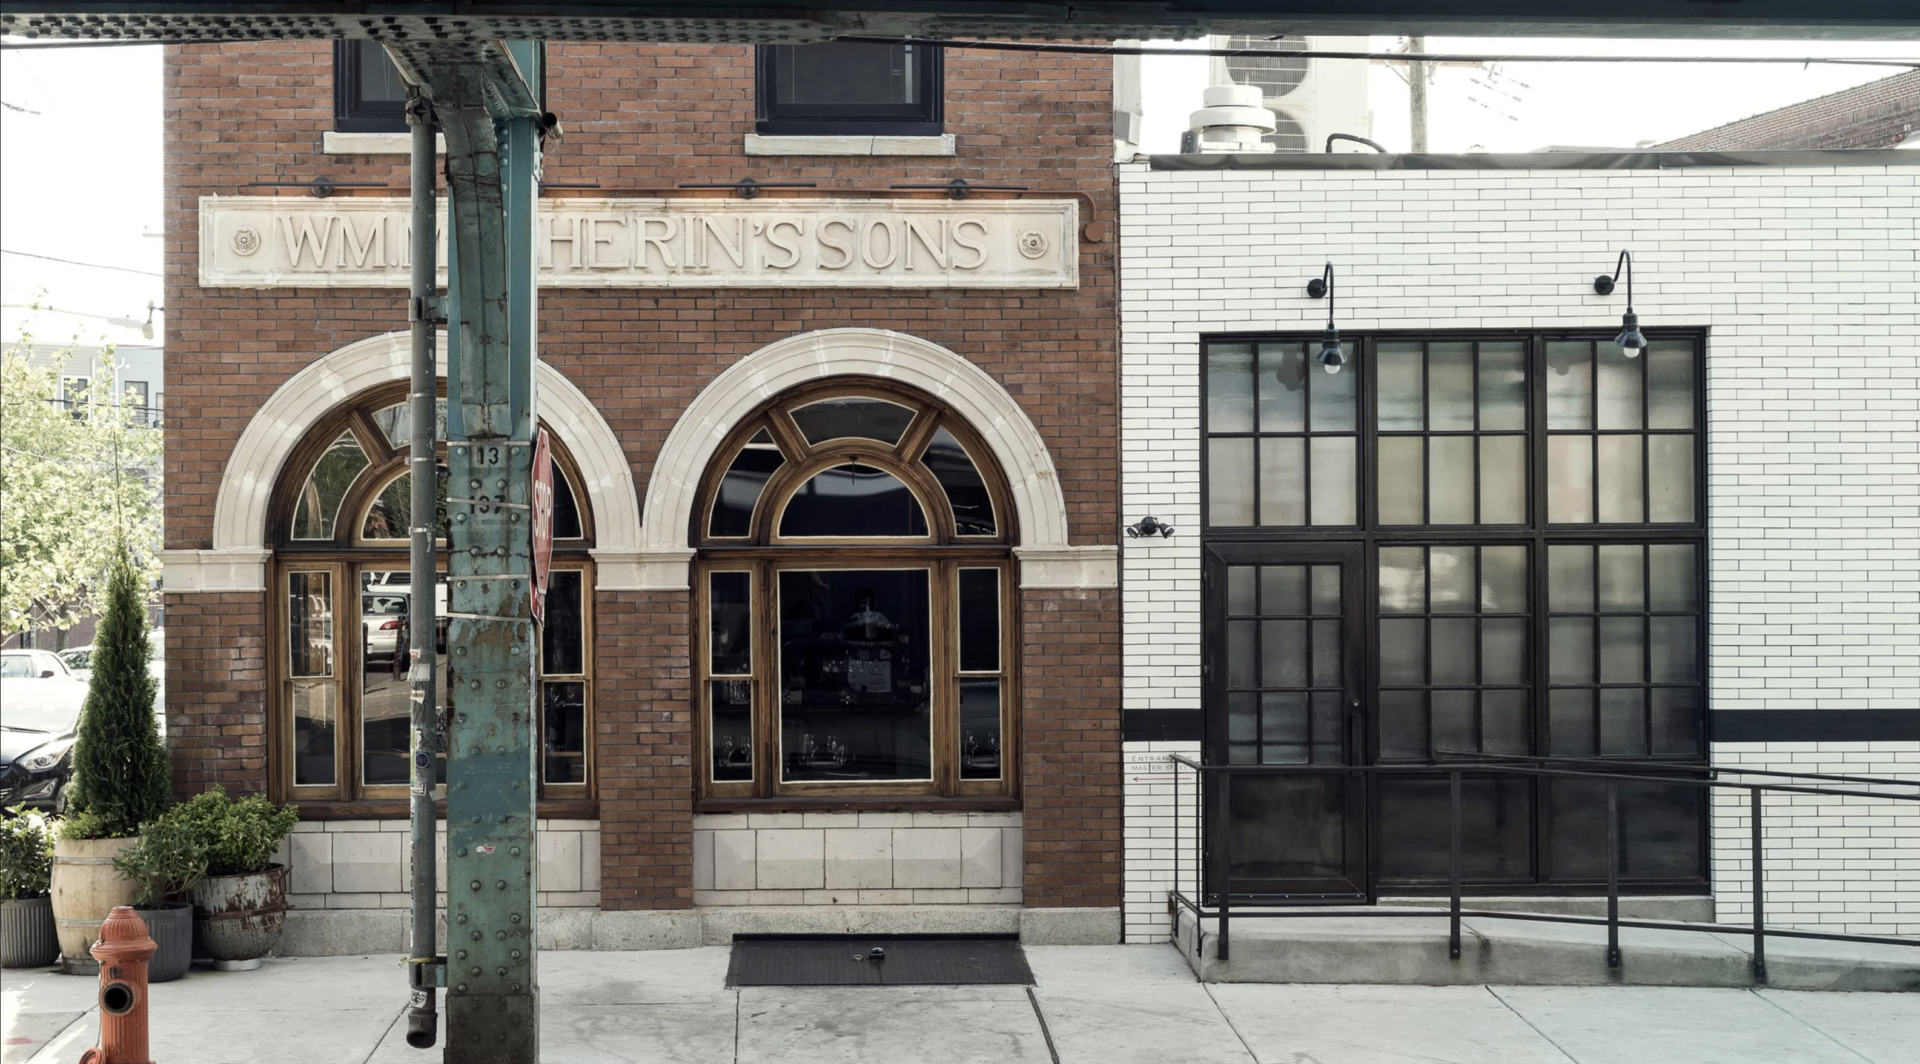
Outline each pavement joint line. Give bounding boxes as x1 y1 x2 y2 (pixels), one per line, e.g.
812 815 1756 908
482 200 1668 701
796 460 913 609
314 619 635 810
1484 986 1583 1064
1747 987 1877 1064
1199 981 1261 1064
1024 985 1062 1064
26 1007 96 1064
732 988 742 1064
359 1002 407 1064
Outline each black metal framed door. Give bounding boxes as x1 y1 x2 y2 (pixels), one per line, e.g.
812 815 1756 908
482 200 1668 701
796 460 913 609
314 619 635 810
1203 540 1368 901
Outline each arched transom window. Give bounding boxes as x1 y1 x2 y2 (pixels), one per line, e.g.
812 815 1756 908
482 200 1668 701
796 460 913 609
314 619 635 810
270 382 595 804
695 381 1016 801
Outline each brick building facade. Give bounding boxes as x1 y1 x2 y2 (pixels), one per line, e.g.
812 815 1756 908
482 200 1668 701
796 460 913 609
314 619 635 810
160 39 1127 947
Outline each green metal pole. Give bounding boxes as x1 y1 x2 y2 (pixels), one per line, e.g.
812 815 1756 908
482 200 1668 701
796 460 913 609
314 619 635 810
436 49 543 1063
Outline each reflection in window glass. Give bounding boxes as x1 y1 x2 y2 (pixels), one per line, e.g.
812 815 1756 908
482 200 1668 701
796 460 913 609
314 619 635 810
288 571 334 676
778 569 932 782
922 428 996 535
543 682 587 784
552 468 584 538
709 571 752 676
711 680 753 782
292 434 369 539
360 466 450 541
772 42 922 106
291 683 337 787
1205 339 1357 529
370 400 448 449
358 569 448 789
543 570 585 676
1547 543 1701 758
957 569 999 672
960 678 1002 780
709 441 785 537
790 396 915 445
1375 545 1531 761
780 465 928 537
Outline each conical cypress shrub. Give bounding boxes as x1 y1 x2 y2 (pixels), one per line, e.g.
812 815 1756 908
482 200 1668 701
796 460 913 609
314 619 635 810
64 552 171 839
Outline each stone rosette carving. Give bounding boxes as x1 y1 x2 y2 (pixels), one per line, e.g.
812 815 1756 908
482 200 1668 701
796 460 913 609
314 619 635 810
1017 229 1049 259
230 227 262 256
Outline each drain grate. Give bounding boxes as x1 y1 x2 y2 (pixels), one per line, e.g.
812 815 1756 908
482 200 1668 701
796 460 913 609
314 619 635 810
726 934 1034 987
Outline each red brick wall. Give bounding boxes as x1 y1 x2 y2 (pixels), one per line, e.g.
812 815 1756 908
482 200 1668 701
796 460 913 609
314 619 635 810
164 41 1120 908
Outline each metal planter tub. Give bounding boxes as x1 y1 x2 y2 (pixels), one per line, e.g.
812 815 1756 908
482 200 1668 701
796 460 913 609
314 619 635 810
138 902 194 982
1 896 60 969
187 865 287 967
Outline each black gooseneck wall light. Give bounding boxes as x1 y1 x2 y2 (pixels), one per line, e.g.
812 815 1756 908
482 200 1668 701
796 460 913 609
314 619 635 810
1304 262 1346 375
1593 250 1649 357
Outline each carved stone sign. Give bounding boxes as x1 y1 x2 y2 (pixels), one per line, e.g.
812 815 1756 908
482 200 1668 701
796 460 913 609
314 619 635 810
198 196 1078 289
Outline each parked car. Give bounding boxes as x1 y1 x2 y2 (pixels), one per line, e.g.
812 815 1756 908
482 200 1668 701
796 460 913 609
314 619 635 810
53 630 168 736
362 592 410 663
0 650 89 810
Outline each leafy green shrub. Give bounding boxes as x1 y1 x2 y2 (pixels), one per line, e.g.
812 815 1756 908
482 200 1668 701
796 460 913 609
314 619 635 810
170 788 298 877
112 812 209 907
0 808 57 900
64 554 170 839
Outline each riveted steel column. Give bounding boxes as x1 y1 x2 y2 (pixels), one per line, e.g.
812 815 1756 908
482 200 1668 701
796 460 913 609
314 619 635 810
436 50 543 1064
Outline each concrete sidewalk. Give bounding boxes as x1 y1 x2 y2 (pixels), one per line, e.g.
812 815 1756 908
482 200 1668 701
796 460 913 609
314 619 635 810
6 944 1914 1064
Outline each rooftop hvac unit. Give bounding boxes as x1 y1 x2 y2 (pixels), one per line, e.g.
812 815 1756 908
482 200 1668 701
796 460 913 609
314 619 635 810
1211 35 1371 154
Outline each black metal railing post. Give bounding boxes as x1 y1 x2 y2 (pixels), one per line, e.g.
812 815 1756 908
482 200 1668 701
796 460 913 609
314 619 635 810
1751 785 1767 984
1449 769 1462 960
1193 759 1203 957
1605 777 1621 969
1216 771 1232 960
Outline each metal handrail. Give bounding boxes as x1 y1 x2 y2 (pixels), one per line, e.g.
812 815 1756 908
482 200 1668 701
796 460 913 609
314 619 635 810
1167 753 1919 981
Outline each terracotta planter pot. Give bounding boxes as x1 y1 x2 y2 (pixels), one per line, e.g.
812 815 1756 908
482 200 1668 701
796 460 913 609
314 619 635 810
1 896 59 969
136 902 194 982
187 865 287 964
50 836 139 975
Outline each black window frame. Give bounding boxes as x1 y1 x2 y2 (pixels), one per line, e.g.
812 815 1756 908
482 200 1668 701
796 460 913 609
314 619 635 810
754 42 944 137
1199 329 1711 895
332 39 409 133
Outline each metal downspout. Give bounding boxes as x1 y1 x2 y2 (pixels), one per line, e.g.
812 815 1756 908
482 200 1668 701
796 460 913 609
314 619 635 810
404 85 441 1051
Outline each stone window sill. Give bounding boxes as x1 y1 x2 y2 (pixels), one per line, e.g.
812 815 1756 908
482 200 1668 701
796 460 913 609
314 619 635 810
696 795 1018 814
743 133 956 157
323 131 444 155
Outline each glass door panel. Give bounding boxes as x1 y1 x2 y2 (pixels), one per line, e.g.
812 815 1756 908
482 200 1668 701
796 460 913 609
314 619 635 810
1206 543 1366 899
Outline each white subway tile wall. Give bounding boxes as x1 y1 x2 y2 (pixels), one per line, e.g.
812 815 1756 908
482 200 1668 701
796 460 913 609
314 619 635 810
1119 162 1920 937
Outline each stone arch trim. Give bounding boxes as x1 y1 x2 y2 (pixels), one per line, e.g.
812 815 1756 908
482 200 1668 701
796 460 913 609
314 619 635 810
163 330 641 592
637 327 1113 590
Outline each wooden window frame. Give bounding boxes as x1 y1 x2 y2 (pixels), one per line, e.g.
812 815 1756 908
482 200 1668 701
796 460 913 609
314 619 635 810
692 380 1017 809
266 384 596 811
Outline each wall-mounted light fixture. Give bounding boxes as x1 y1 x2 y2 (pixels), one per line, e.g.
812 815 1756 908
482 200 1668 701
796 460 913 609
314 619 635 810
1305 263 1346 375
1593 250 1649 357
1125 516 1175 538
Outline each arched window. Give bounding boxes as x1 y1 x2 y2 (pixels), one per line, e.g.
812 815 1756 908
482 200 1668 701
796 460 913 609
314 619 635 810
694 382 1015 801
270 383 595 803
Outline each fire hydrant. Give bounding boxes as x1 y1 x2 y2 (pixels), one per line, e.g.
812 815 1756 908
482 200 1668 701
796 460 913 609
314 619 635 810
77 906 156 1064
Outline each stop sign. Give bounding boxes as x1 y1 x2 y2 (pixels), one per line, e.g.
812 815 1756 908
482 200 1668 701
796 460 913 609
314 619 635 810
530 429 554 626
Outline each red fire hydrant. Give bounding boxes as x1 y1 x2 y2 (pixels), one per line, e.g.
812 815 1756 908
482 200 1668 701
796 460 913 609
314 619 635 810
77 906 156 1064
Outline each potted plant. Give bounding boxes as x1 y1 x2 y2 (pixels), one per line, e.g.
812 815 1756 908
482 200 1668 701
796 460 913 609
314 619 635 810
1 807 59 968
175 787 297 969
51 554 172 975
110 812 207 982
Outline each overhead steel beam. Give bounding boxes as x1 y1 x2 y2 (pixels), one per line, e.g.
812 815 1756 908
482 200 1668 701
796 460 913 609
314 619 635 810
4 1 1919 40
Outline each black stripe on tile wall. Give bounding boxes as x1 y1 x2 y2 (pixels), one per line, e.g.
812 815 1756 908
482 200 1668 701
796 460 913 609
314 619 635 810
1121 709 1203 743
1711 709 1920 744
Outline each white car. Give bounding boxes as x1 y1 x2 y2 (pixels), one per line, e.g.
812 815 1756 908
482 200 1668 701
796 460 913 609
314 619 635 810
1 650 89 810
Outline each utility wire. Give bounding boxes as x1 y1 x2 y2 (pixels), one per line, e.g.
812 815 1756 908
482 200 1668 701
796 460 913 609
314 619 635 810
2 34 1916 68
1 249 163 278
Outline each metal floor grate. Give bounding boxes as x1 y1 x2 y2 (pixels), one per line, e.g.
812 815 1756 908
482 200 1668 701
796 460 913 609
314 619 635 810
725 934 1034 987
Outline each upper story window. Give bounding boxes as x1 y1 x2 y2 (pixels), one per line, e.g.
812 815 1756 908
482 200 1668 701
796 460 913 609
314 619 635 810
755 42 944 136
333 39 409 133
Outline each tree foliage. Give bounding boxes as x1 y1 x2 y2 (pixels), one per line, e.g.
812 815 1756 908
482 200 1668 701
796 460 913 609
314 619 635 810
63 553 171 840
0 334 163 638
